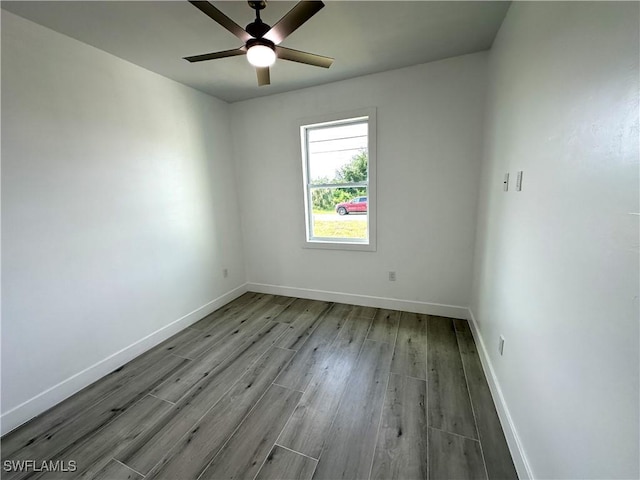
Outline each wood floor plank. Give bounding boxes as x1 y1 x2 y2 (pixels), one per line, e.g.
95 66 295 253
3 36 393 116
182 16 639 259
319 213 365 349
198 384 302 480
34 395 172 480
226 291 262 308
454 320 518 479
176 294 290 359
156 328 205 356
90 460 142 480
428 428 487 480
191 293 273 331
371 374 428 480
271 294 297 305
191 292 260 330
277 315 374 458
273 298 330 325
206 295 295 333
173 318 258 360
1 355 190 480
338 303 377 319
115 322 288 475
0 327 196 458
255 446 317 480
312 339 393 480
328 302 358 317
274 303 350 392
328 302 377 321
427 316 478 439
151 316 277 403
275 299 332 350
390 312 427 379
368 309 401 344
145 347 295 480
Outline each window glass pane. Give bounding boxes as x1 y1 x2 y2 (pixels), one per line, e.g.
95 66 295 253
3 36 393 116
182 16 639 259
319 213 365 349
309 187 368 241
307 122 368 185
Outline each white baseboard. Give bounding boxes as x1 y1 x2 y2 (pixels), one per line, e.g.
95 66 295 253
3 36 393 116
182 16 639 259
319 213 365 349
467 307 534 479
248 282 468 319
0 283 248 436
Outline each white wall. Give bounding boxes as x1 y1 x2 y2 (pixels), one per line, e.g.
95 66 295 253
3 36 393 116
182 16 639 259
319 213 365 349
1 11 246 434
230 53 487 316
470 3 639 479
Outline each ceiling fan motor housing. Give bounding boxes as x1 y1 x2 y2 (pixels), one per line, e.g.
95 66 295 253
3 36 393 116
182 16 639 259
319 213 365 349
246 37 275 51
246 20 271 39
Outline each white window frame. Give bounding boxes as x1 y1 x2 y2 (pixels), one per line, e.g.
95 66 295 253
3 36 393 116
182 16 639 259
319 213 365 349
299 108 377 251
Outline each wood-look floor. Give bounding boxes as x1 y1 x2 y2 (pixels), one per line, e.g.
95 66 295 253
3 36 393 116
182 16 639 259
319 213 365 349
1 293 518 480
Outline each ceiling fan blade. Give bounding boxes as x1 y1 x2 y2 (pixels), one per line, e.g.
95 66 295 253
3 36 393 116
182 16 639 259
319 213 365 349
263 1 324 45
189 1 251 42
256 66 270 86
184 48 246 63
276 46 333 68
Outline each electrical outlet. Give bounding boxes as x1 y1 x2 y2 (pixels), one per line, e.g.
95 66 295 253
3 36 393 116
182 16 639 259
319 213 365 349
498 335 505 356
388 271 396 282
223 268 228 278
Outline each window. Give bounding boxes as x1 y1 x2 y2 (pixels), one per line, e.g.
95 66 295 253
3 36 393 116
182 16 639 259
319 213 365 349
300 108 376 250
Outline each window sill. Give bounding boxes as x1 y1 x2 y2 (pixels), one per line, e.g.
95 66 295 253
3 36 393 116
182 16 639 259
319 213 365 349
303 239 377 252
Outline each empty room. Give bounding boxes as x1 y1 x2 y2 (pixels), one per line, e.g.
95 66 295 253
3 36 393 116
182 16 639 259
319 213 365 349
1 1 638 479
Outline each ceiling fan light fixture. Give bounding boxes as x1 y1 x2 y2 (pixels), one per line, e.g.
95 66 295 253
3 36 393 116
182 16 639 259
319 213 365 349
246 44 276 67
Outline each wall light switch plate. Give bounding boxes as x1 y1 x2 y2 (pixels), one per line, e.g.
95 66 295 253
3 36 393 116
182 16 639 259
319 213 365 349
503 173 509 191
516 171 523 191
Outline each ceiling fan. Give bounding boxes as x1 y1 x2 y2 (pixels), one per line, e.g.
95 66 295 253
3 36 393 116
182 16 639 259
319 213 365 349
185 0 334 86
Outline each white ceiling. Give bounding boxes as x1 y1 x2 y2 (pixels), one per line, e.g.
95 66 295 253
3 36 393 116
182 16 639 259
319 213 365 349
2 1 510 103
